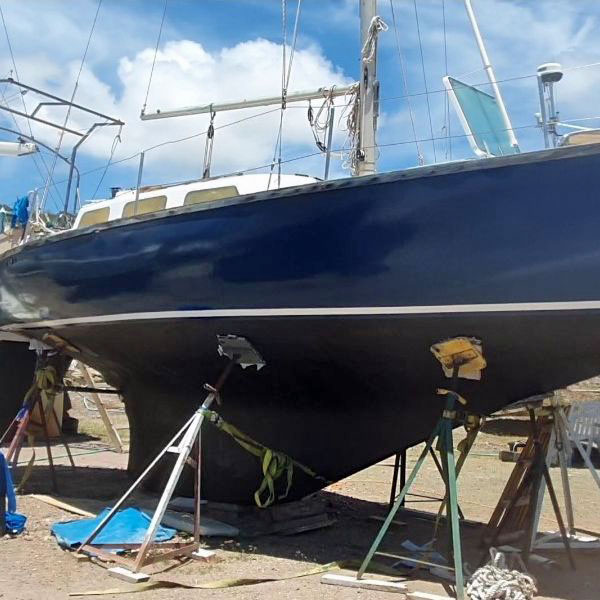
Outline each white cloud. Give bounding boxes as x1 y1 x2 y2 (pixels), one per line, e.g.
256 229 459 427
77 37 353 182
3 0 600 201
374 0 600 160
0 0 354 193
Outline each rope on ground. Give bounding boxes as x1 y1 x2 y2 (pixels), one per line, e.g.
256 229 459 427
467 549 537 600
202 409 328 508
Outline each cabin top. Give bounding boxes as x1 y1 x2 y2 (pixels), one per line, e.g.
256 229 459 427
73 173 320 229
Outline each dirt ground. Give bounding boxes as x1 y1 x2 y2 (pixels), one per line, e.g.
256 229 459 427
1 392 599 600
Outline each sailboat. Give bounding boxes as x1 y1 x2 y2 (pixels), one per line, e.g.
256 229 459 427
2 1 600 503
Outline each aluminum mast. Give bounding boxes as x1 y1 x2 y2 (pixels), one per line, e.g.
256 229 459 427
356 0 379 176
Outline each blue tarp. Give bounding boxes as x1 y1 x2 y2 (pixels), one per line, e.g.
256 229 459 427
0 451 27 535
51 507 177 550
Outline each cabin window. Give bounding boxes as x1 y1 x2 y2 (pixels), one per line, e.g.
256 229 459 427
184 186 239 206
77 207 110 228
122 195 167 218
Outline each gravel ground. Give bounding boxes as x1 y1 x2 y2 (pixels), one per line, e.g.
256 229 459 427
1 395 599 600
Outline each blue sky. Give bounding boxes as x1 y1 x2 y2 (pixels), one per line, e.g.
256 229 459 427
1 0 600 214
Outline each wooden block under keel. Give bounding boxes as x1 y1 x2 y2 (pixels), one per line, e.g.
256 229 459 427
107 567 150 583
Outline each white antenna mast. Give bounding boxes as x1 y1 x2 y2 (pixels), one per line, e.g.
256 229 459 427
463 0 519 151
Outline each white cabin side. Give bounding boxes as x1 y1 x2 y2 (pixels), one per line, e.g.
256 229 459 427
73 173 319 229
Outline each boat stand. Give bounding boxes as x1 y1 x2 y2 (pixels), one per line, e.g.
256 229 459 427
356 337 487 600
529 396 600 552
75 335 265 581
0 350 74 493
481 400 576 569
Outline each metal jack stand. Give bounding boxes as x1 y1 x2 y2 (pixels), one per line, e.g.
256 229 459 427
357 337 486 600
75 335 265 581
530 397 600 552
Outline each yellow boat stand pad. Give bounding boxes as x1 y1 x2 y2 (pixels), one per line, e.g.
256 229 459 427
68 560 404 596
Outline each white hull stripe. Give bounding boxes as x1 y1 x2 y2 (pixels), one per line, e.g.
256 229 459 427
4 300 600 330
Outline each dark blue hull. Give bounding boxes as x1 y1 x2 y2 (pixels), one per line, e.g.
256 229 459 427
2 144 600 502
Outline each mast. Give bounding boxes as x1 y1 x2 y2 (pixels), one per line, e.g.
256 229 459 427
356 0 379 176
463 0 519 150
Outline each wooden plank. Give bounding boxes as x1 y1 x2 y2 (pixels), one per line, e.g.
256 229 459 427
30 494 95 517
321 574 406 593
77 362 124 453
142 543 199 565
375 552 454 571
369 515 406 527
407 592 454 600
78 545 131 566
191 548 217 561
107 566 150 583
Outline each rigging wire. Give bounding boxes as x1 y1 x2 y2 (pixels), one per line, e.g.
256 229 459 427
0 2 62 207
389 0 423 166
38 49 600 200
275 0 288 190
239 119 547 177
285 0 302 94
379 71 535 104
267 0 302 190
46 115 554 200
0 2 17 82
412 0 437 163
442 0 451 160
45 107 284 194
142 0 168 114
91 125 123 200
0 85 61 207
41 0 103 213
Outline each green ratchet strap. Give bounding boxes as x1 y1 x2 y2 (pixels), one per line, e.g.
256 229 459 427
201 409 327 508
68 559 403 596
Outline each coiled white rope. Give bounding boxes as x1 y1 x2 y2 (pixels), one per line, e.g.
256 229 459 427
467 550 537 600
361 16 388 64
